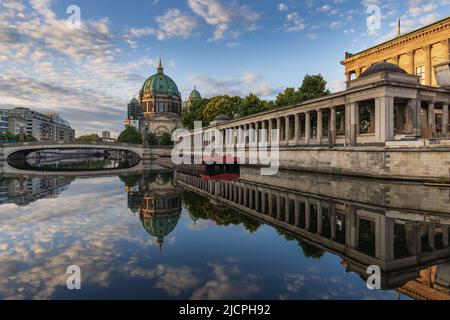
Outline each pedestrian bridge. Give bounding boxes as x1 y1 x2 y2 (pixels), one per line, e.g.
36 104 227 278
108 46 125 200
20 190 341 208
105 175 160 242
0 142 157 175
1 141 146 159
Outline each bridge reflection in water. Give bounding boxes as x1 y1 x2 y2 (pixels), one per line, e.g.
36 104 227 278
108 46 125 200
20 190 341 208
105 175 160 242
174 168 450 300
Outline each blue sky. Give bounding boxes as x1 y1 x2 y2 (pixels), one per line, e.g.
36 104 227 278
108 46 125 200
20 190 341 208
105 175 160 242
0 0 449 135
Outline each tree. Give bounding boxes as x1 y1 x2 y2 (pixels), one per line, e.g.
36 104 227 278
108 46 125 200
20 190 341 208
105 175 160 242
298 74 330 101
275 87 300 108
159 132 173 146
238 93 270 118
201 95 241 124
147 133 158 146
0 131 37 143
182 98 210 130
77 134 101 143
275 74 330 108
117 127 142 144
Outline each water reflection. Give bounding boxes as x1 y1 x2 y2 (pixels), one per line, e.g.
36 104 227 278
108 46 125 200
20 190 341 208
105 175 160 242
7 149 140 171
120 172 182 251
0 167 449 300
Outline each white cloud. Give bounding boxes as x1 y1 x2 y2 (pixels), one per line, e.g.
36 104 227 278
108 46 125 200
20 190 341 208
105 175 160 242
284 12 306 32
278 3 289 11
187 0 260 41
154 9 198 40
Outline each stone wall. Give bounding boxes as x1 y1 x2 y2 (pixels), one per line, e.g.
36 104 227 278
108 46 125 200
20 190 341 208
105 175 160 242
245 146 450 182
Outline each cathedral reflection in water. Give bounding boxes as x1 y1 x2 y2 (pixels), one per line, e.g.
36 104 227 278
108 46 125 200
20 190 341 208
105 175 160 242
122 172 182 252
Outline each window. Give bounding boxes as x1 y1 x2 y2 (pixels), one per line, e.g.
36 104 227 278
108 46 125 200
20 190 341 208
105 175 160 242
416 66 425 85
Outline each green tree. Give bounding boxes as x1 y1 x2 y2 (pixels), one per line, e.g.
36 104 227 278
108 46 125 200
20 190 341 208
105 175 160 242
182 98 210 130
0 132 37 143
275 87 300 108
117 127 142 144
201 95 241 124
275 74 330 108
298 74 330 101
77 134 101 143
159 132 173 146
147 133 158 146
238 93 270 118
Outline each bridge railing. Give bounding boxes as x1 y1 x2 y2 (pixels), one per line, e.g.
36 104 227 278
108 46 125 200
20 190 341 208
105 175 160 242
0 141 146 148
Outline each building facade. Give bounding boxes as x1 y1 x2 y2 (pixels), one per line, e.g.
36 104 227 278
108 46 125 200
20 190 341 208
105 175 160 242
8 108 75 142
342 17 450 87
0 110 9 134
138 59 183 140
8 113 26 135
125 58 202 142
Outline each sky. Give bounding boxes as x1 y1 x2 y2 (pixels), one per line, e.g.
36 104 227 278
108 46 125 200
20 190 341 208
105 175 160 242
0 0 449 136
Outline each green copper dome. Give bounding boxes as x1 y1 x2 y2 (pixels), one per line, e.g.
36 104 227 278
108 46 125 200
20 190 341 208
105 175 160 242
141 59 180 97
140 212 181 251
189 87 202 100
130 97 139 104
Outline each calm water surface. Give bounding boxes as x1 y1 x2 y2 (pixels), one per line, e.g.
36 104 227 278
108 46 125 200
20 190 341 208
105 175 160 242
0 167 449 300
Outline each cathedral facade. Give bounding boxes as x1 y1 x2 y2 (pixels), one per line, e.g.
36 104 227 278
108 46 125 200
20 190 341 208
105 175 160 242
125 58 202 143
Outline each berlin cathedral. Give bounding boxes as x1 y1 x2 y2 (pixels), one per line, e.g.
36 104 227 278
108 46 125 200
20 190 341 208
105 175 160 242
125 58 202 140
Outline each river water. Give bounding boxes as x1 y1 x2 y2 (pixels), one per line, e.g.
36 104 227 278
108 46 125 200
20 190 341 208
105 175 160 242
0 163 449 300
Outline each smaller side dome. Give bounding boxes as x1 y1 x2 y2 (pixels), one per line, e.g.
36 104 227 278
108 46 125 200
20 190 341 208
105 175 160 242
130 97 139 104
214 114 231 122
360 62 408 78
189 87 202 100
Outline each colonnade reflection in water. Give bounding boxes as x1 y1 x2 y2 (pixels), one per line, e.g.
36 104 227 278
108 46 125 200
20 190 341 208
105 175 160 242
1 167 450 300
174 167 450 300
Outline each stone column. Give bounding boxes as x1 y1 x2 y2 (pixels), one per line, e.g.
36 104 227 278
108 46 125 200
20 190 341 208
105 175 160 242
254 122 259 147
261 191 266 214
305 112 311 145
294 199 300 227
346 102 357 145
317 110 323 144
285 197 290 223
260 121 266 145
424 45 432 86
268 190 273 216
330 107 336 145
305 199 311 231
380 97 395 142
330 203 336 240
428 102 436 134
317 204 323 235
268 119 273 145
276 193 282 220
443 103 449 136
295 113 301 145
255 189 260 212
277 117 282 145
285 116 290 145
244 187 248 207
249 188 254 209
